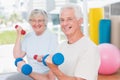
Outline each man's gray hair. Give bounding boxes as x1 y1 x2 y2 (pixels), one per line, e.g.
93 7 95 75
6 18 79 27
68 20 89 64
60 3 83 20
29 9 48 25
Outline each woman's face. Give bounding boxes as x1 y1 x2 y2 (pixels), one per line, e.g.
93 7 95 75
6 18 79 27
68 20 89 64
29 15 46 35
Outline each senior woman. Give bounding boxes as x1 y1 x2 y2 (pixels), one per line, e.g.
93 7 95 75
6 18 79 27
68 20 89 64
7 9 58 80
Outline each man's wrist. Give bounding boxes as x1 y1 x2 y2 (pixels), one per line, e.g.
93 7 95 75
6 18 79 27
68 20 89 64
52 67 64 78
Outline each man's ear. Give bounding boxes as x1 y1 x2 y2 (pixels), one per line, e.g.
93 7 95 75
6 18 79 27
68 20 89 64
78 18 83 24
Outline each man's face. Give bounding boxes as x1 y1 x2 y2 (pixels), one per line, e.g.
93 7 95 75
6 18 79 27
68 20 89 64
60 8 81 36
29 15 46 35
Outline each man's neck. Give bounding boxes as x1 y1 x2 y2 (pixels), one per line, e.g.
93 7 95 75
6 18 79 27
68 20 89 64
67 31 84 44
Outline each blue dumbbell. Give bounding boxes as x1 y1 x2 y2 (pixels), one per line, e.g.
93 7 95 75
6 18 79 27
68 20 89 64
42 53 64 66
15 58 32 75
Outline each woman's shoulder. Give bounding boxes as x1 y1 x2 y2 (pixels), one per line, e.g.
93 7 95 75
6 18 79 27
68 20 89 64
24 32 35 39
46 29 58 37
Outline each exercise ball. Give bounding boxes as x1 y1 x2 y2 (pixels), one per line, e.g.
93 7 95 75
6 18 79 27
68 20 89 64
98 43 120 75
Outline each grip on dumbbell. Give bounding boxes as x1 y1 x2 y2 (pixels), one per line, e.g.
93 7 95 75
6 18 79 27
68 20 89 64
15 25 26 35
21 64 32 75
15 58 23 66
15 58 32 75
42 53 64 66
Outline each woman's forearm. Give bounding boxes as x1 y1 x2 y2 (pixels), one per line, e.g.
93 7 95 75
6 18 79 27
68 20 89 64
13 36 25 58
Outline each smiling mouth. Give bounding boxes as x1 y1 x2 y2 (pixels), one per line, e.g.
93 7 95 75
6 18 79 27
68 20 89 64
69 26 72 29
33 26 41 29
38 26 41 28
35 26 41 29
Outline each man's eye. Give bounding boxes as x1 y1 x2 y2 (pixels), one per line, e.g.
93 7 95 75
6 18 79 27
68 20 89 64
68 18 72 21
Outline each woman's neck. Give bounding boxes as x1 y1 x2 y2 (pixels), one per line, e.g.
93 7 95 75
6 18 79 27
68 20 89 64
36 28 46 36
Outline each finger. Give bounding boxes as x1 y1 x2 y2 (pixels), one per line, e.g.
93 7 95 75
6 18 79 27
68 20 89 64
17 67 21 72
37 56 43 62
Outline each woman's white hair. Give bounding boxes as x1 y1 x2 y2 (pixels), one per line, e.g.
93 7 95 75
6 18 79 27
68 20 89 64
60 3 83 20
29 9 48 25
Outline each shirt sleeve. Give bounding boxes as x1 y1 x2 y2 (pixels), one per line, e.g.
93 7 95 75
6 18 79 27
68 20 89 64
74 46 100 80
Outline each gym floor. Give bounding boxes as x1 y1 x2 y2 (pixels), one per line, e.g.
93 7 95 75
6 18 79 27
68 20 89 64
98 69 120 80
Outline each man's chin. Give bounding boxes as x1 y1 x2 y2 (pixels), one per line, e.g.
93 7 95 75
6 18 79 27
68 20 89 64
64 32 70 36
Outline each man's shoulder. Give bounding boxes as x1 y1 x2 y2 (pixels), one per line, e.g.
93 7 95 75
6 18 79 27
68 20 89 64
83 36 97 47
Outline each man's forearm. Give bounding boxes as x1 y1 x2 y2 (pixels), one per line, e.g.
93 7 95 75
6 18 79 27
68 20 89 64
51 67 74 80
29 71 55 80
51 67 85 80
29 72 48 80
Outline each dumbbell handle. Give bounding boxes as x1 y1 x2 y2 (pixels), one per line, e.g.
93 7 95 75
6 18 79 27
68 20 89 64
34 53 64 66
15 25 26 35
